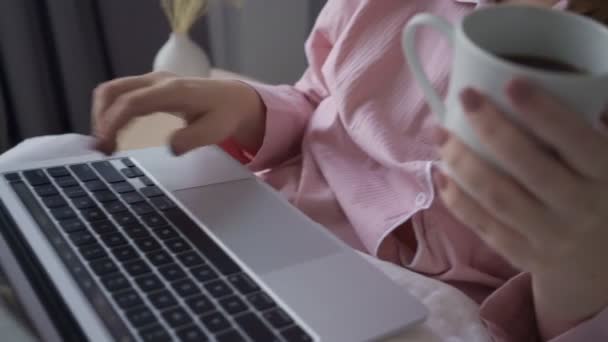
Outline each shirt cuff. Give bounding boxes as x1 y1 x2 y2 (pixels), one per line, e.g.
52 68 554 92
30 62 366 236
480 272 608 342
479 273 540 342
241 81 312 171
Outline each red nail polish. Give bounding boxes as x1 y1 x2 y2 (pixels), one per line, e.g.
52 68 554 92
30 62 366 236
507 78 534 105
432 168 447 190
460 88 482 113
434 126 449 147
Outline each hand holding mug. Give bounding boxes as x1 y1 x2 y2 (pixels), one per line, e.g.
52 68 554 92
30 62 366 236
404 5 608 338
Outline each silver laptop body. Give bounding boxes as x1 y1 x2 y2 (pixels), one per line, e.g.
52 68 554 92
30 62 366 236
0 145 426 342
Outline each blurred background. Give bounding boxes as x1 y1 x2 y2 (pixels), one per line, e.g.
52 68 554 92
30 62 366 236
0 0 326 152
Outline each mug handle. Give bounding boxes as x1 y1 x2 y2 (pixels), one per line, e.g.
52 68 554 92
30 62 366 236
403 14 454 121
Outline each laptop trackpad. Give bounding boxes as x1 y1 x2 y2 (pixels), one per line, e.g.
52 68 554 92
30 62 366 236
173 179 341 274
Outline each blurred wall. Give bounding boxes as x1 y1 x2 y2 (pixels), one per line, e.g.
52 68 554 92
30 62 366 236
208 0 326 84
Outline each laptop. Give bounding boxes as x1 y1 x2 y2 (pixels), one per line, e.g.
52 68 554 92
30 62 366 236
0 145 426 342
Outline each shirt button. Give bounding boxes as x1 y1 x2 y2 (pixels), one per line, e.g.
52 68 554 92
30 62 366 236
415 193 427 206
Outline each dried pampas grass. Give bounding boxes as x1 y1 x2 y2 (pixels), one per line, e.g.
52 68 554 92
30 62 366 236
161 0 243 34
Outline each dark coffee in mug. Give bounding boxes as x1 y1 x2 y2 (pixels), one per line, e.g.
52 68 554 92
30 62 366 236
499 54 586 73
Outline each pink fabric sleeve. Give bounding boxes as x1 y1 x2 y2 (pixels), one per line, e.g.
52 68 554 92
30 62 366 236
480 273 608 342
242 1 348 171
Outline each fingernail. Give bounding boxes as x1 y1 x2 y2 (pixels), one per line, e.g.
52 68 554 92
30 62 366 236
460 88 483 113
169 144 178 156
433 126 449 147
432 168 447 191
169 142 183 156
507 78 534 105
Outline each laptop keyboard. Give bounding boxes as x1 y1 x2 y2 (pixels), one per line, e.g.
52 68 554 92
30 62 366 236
4 159 312 342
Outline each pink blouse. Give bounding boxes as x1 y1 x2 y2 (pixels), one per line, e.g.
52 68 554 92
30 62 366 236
237 0 608 340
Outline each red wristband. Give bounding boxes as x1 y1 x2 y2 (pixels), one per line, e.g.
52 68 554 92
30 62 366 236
218 138 254 164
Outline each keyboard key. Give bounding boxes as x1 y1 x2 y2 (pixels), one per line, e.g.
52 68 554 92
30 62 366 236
124 225 151 240
126 306 157 328
90 220 117 235
69 231 97 246
51 206 76 220
158 263 187 282
172 278 199 298
34 184 58 197
101 232 128 247
113 289 143 310
191 265 218 283
185 294 215 315
113 245 139 262
113 212 138 226
177 251 204 268
92 161 125 183
93 190 117 203
42 195 67 208
62 185 86 197
281 326 313 342
139 324 169 342
130 166 144 177
165 238 191 254
141 213 167 227
112 181 134 193
149 196 176 211
4 173 20 181
132 202 154 216
56 176 79 188
139 176 154 186
124 259 152 277
148 290 177 310
161 307 192 328
200 311 231 333
47 166 69 177
90 258 118 276
235 312 278 341
140 186 163 198
81 207 106 222
121 168 137 178
219 296 248 315
23 169 50 186
228 273 259 295
177 325 208 342
59 218 86 233
204 280 233 299
147 250 173 266
122 158 135 167
263 308 293 329
70 164 99 182
134 237 161 252
71 195 96 209
152 225 178 240
84 180 108 192
164 209 240 275
101 273 130 292
79 243 107 261
136 274 164 293
122 192 144 204
216 330 246 342
104 201 127 214
247 292 276 312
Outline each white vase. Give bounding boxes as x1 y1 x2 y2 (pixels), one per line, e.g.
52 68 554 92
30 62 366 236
153 32 211 77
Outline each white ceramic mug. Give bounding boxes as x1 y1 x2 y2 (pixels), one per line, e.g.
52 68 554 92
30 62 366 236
403 5 608 161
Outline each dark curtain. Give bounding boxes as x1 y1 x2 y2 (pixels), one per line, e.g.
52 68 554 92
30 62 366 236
0 0 210 152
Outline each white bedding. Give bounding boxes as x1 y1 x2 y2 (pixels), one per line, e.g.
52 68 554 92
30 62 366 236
360 254 492 342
